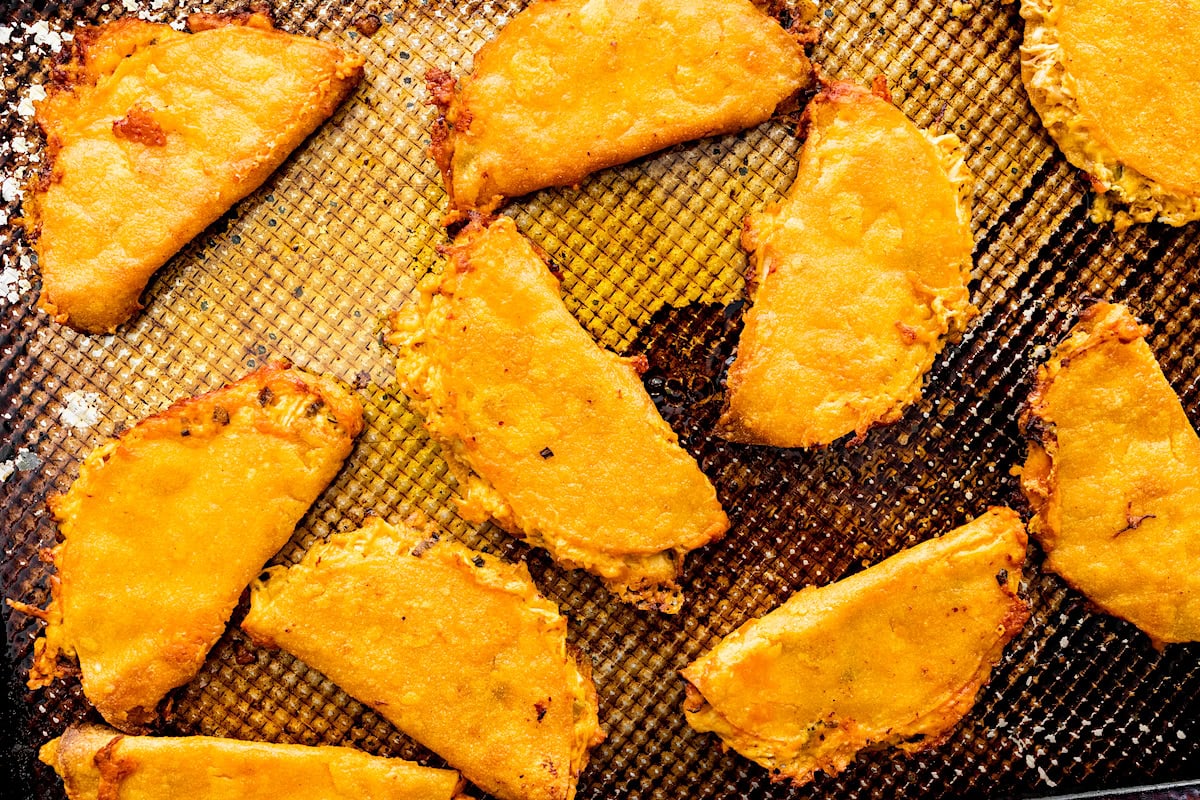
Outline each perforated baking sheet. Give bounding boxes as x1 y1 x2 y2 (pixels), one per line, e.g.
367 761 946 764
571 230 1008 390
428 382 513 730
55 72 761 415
1 1 1198 799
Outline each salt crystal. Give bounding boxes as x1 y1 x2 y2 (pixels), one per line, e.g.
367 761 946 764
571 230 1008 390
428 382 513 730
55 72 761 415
0 461 13 483
61 391 104 430
14 448 41 471
0 26 12 45
122 0 139 11
0 177 18 203
0 266 20 303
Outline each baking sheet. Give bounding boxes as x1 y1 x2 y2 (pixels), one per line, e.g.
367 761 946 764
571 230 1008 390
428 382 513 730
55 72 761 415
1 1 1198 798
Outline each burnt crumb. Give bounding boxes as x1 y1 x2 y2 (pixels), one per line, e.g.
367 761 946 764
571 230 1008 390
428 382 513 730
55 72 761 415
995 568 1009 586
471 555 485 568
1113 506 1156 538
353 14 382 37
627 353 650 376
539 447 554 459
425 67 457 108
305 399 325 417
535 700 549 721
212 405 231 426
352 370 371 390
112 103 167 147
1021 412 1053 443
410 534 439 558
257 386 275 407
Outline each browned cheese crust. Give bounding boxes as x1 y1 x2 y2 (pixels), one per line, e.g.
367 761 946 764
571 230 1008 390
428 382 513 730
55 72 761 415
389 216 729 612
1020 302 1200 644
717 79 976 448
40 724 465 800
242 517 604 800
25 13 364 332
426 0 813 220
682 508 1029 784
10 360 362 731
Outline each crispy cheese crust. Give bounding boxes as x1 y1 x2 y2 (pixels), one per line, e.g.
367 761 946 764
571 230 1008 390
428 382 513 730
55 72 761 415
682 508 1029 784
427 0 813 219
1020 302 1200 644
26 14 364 332
242 517 604 800
389 217 729 611
14 360 362 732
40 724 465 800
1020 0 1200 228
718 80 976 448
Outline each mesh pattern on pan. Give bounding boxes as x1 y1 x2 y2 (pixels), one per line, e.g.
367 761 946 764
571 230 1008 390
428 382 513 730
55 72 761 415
1 1 1198 798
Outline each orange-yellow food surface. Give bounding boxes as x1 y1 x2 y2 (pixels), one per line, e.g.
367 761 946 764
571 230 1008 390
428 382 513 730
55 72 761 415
242 517 604 800
429 0 812 216
682 508 1028 784
1020 0 1200 226
390 217 728 611
718 81 976 448
41 724 464 800
1021 302 1200 644
22 361 362 731
1057 0 1200 196
27 15 363 333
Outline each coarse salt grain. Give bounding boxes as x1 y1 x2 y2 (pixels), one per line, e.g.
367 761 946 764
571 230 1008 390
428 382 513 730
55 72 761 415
0 267 20 303
60 391 104 430
0 177 19 204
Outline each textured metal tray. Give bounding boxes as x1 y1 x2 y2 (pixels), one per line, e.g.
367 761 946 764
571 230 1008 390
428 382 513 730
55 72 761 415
1 1 1198 799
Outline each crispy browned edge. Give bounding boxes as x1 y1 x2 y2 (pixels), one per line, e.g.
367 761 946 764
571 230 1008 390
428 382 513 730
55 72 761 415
422 3 820 226
6 358 364 730
719 76 899 449
1016 301 1185 646
679 506 1031 784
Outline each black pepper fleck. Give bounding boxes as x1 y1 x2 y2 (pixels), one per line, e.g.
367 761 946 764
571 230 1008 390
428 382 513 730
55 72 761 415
539 447 554 459
212 406 230 426
995 568 1009 586
472 555 485 568
258 386 274 406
